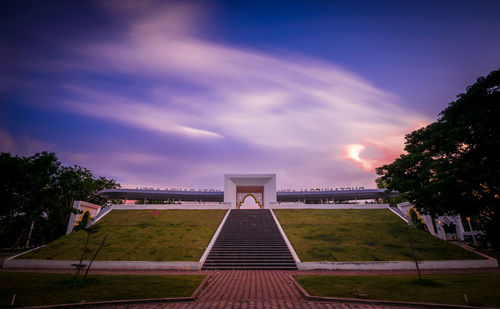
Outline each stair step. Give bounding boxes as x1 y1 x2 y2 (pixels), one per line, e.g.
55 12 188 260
201 209 297 270
206 262 295 264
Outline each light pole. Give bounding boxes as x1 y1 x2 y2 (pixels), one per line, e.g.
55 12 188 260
466 217 478 248
437 220 444 240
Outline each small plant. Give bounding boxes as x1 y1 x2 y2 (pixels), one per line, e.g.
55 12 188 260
406 225 422 280
73 212 91 279
83 234 107 280
71 212 107 281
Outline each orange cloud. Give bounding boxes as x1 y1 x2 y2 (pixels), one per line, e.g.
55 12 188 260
341 121 429 173
342 144 376 172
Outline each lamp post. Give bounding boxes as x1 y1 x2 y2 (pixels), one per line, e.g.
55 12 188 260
466 217 478 248
436 220 444 240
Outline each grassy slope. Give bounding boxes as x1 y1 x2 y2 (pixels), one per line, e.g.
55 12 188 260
0 272 204 307
274 209 482 261
22 209 227 261
296 274 500 307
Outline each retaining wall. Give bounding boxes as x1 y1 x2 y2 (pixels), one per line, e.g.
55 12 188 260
269 204 390 209
3 258 201 270
110 203 231 210
298 259 499 270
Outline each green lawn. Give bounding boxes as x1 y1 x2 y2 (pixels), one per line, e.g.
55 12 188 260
274 209 482 261
22 209 227 261
296 274 500 307
0 272 204 307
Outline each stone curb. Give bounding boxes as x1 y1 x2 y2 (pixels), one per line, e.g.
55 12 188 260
3 259 201 270
22 275 210 308
288 274 496 309
298 259 499 270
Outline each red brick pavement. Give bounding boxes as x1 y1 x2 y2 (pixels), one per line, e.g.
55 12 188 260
197 271 301 301
4 268 494 308
92 271 420 309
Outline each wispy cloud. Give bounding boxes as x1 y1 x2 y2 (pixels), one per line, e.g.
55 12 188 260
2 1 432 187
64 86 223 139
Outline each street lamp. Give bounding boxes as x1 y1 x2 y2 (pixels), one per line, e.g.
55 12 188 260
436 220 445 240
466 217 478 248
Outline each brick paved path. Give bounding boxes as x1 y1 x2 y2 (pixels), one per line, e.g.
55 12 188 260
198 271 300 301
3 268 497 308
96 271 419 309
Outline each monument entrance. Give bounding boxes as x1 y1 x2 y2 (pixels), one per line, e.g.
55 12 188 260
224 174 277 208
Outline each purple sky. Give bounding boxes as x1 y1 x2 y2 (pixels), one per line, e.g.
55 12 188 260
1 0 499 189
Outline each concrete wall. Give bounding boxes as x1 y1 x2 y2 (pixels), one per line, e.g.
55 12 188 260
224 176 237 206
263 176 277 207
4 258 201 270
269 203 390 209
110 203 231 210
298 259 499 270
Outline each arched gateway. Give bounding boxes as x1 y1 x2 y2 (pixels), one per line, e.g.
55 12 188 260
238 193 262 209
224 174 276 209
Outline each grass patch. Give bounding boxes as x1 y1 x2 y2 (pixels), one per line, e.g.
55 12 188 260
22 209 226 261
296 274 500 307
0 272 204 307
274 209 482 261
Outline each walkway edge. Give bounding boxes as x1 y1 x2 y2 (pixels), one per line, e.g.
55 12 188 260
24 296 193 309
289 274 496 309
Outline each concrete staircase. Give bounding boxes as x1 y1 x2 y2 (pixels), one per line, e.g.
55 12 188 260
202 209 297 270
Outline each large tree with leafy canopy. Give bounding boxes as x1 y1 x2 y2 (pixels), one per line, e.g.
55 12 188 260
376 69 500 244
0 152 120 247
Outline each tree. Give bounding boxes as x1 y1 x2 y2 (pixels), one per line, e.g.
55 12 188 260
0 153 27 235
375 177 407 206
376 69 500 245
0 152 61 247
49 165 120 238
0 152 120 247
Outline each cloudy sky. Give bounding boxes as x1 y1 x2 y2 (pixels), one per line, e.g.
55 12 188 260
1 0 499 189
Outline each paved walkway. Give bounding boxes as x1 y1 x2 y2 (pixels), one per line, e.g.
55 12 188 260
4 268 497 308
90 271 428 308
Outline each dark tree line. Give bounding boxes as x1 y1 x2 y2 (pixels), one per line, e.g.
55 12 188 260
0 152 120 248
376 68 500 245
